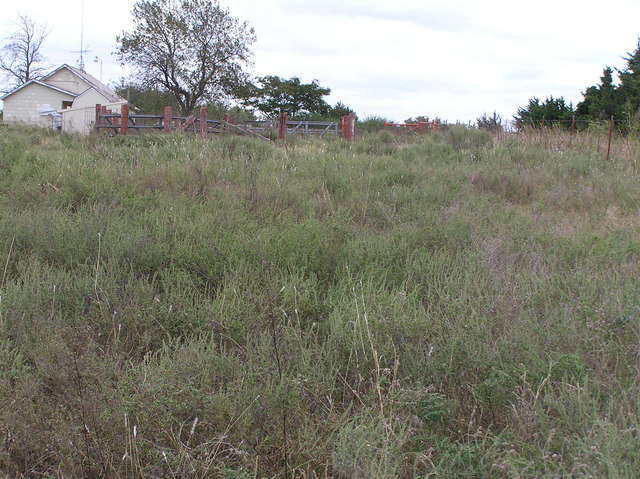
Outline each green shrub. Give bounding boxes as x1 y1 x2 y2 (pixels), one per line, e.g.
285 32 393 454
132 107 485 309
445 125 493 152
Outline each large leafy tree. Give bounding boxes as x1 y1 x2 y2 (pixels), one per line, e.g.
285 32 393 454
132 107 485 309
116 0 256 115
236 75 332 118
514 96 575 129
0 14 49 92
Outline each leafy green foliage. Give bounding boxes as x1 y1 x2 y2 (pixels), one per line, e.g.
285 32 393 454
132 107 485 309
576 67 621 121
514 96 575 129
116 0 256 115
114 81 178 114
527 38 640 132
357 115 388 133
618 39 640 122
235 75 332 118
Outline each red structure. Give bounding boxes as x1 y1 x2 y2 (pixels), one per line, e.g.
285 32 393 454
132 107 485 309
163 106 173 133
199 107 207 138
94 104 348 141
341 114 356 141
384 120 440 132
278 111 289 140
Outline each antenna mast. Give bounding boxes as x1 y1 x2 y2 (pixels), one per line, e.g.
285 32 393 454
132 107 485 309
79 0 85 70
70 0 91 70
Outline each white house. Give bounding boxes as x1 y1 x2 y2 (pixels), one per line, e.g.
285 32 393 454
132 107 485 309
1 64 126 132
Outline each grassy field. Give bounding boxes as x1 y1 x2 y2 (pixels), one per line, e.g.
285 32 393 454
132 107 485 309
1 125 639 478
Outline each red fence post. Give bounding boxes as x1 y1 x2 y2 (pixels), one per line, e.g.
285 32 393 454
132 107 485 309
163 106 173 133
342 114 356 141
199 107 207 138
120 104 129 136
278 111 288 140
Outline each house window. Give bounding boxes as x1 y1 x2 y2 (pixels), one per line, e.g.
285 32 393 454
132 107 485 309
61 100 73 109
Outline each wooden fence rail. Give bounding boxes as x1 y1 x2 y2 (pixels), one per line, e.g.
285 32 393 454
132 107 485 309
94 104 356 141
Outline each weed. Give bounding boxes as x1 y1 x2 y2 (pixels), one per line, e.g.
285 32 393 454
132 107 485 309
0 125 639 477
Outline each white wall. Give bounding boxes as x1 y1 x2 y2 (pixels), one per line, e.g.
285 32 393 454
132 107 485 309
46 69 90 94
61 102 123 135
72 88 112 109
3 83 75 127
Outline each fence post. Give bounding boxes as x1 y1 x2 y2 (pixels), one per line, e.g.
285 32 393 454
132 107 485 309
95 104 102 131
163 106 173 133
199 107 207 138
101 105 109 132
120 104 129 136
278 111 288 140
605 116 614 161
341 114 355 141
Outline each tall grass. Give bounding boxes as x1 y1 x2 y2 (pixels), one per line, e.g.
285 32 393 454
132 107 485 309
1 126 639 477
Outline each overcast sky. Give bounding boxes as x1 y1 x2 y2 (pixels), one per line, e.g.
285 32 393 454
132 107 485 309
1 0 640 122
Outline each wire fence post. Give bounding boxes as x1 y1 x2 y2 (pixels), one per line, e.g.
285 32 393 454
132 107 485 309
605 116 614 161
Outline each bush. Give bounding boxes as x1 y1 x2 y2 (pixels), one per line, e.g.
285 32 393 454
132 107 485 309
445 125 493 153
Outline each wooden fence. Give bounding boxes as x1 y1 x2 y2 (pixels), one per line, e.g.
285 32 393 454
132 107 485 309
94 105 357 141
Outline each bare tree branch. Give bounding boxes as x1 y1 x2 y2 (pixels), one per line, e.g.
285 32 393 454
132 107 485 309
0 14 50 93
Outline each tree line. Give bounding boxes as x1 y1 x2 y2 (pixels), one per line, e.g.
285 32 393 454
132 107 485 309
0 0 353 120
514 40 640 131
4 0 639 129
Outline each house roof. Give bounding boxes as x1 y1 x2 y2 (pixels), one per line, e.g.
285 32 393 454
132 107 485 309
43 64 126 103
0 79 79 101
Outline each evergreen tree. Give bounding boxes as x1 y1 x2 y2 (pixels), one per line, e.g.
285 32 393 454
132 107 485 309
618 38 640 122
328 101 355 120
576 67 620 121
514 96 575 129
